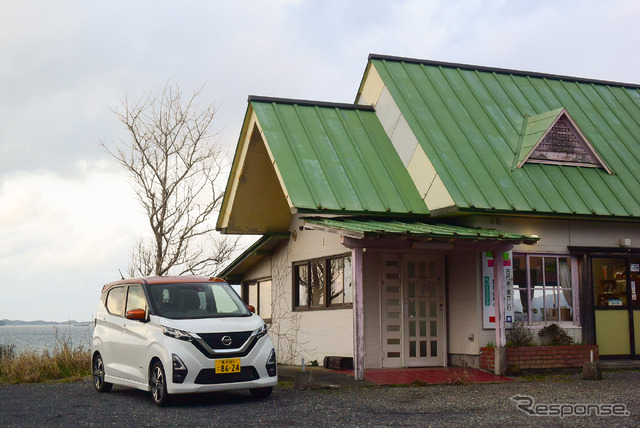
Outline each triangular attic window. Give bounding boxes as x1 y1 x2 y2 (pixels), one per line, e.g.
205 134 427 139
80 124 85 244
515 108 612 174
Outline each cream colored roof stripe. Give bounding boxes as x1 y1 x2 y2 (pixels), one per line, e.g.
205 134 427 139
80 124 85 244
359 61 456 213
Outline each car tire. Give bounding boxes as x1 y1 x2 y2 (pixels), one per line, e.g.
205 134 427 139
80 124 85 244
249 386 273 399
92 353 113 393
150 361 171 406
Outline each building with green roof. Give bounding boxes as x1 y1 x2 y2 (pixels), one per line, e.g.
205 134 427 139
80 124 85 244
217 54 640 378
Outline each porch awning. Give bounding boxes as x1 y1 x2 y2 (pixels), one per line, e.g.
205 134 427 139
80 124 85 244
216 233 290 282
301 216 539 244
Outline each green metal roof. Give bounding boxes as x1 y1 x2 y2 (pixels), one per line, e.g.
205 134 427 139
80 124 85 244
302 216 539 243
250 97 428 215
370 55 640 218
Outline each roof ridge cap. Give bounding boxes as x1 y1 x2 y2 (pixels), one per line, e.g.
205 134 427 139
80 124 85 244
248 95 375 111
368 54 640 89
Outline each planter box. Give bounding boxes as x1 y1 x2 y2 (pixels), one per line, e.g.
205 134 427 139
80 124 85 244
480 345 598 373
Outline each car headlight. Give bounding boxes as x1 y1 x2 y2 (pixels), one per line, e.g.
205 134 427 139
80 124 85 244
255 324 268 340
172 354 188 383
161 325 194 341
265 348 277 377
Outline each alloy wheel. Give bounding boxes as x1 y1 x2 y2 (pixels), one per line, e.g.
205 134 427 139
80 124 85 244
152 366 163 401
92 354 112 392
150 362 170 406
94 357 104 389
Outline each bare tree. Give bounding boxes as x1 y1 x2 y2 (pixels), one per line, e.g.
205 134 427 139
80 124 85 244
126 238 155 278
103 83 237 277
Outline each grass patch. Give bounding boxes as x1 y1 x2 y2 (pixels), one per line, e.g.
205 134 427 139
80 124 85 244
0 330 91 384
519 372 575 382
446 366 473 385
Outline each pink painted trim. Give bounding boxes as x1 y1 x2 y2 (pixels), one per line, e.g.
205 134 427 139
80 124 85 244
352 248 365 381
571 256 580 325
493 250 506 347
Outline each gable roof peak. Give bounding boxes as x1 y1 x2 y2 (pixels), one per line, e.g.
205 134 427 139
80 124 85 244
515 108 612 174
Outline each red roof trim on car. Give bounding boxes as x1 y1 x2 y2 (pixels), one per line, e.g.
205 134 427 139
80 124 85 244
100 276 227 293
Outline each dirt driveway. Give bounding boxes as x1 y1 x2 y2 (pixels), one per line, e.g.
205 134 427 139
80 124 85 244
1 371 639 427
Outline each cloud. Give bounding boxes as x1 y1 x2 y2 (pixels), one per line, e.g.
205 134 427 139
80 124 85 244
1 0 639 320
0 162 147 320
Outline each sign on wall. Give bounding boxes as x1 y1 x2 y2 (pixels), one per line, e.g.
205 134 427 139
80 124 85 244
482 251 514 329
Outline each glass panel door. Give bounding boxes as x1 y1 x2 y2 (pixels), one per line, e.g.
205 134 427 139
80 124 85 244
404 256 443 367
593 257 631 357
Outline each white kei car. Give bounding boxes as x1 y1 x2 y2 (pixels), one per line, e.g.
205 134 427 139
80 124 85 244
90 276 277 406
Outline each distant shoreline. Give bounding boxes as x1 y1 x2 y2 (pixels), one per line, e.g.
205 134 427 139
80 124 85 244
0 320 91 327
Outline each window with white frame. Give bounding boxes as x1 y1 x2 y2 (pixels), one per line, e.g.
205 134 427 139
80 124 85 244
243 278 272 321
294 254 352 310
512 254 576 324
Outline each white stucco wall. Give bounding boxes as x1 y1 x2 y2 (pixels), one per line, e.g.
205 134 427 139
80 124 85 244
244 252 272 280
362 250 383 368
446 251 482 356
239 217 354 366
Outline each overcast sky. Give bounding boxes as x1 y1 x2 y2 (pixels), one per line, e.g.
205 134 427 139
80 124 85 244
1 0 639 322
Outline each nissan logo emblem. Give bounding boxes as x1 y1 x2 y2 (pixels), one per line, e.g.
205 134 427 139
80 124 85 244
221 336 232 346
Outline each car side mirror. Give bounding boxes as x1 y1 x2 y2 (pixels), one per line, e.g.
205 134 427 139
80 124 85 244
126 308 147 321
247 304 256 313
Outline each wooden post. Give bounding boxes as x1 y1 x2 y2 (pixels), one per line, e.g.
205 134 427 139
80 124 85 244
352 247 365 381
493 249 506 348
492 247 509 375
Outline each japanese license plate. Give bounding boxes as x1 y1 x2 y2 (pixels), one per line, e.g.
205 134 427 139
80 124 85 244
215 358 241 374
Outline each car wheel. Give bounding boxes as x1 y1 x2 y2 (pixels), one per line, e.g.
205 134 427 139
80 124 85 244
93 353 113 393
249 386 273 399
150 361 171 406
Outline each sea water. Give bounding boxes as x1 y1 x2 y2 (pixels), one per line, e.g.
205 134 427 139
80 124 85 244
0 324 94 353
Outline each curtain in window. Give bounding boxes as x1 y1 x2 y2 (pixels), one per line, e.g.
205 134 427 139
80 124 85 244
559 259 572 309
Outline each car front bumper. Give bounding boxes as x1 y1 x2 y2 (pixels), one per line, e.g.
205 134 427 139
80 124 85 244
164 334 277 394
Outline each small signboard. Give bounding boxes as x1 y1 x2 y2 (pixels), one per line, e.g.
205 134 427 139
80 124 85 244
482 251 514 329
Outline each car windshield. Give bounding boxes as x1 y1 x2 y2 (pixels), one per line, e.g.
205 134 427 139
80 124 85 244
148 282 250 319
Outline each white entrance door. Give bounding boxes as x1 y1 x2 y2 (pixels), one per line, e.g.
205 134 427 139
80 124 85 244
381 254 445 368
404 256 444 366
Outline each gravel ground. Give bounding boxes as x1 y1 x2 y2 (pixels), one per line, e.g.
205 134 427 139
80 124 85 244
1 371 639 427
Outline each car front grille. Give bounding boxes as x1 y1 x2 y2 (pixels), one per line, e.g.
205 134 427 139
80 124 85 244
194 366 259 385
197 331 253 350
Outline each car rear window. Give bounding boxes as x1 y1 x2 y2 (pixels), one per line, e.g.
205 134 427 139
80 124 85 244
106 286 125 316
